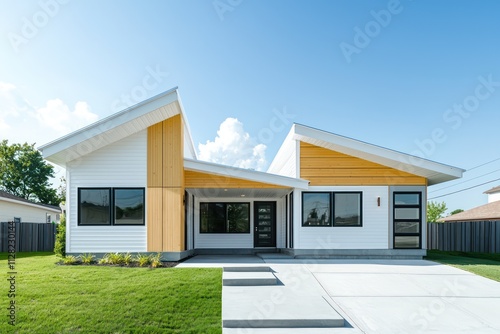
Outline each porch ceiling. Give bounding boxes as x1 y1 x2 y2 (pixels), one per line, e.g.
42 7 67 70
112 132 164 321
186 187 292 199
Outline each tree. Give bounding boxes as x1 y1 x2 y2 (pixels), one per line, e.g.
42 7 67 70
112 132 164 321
450 209 464 216
0 140 59 206
427 201 448 222
54 214 66 257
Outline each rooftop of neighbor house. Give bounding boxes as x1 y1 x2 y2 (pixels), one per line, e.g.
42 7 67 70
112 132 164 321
484 185 500 194
439 200 500 222
0 190 61 212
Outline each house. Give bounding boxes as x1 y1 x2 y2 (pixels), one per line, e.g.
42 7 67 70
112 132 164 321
439 186 500 222
0 190 61 224
39 88 464 260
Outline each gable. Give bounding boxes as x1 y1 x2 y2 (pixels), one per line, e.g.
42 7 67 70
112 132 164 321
184 170 289 189
300 142 427 186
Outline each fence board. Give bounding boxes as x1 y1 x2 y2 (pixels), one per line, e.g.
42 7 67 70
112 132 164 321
0 222 57 252
427 221 500 253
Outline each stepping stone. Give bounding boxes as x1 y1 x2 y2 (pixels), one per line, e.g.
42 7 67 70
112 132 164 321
223 271 278 286
224 266 272 272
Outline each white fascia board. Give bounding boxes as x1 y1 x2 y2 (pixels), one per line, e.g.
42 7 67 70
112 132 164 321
267 125 296 173
184 159 309 189
176 93 197 159
0 197 61 212
293 124 464 182
39 88 180 158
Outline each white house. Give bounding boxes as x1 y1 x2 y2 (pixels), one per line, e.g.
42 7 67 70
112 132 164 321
39 88 464 260
0 190 61 224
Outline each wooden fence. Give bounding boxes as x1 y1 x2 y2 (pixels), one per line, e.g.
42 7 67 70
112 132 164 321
427 221 500 253
0 221 57 252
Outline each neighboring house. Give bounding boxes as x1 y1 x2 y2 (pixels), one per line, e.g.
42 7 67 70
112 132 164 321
0 190 61 223
39 88 463 260
439 185 500 222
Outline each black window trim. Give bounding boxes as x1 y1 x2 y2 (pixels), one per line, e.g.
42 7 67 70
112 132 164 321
302 191 363 227
78 187 146 226
393 191 422 249
199 202 251 234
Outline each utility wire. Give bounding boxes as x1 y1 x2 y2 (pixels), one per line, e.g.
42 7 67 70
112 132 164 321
466 157 500 172
428 177 500 200
429 168 500 194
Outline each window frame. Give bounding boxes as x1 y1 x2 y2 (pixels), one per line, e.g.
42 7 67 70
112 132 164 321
77 187 146 226
302 192 332 227
199 202 251 234
302 191 363 227
113 187 146 226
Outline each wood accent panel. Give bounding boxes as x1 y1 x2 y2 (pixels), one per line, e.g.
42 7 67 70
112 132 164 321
147 123 163 187
163 188 184 251
146 188 163 251
184 170 288 189
300 142 426 186
163 115 184 188
147 114 185 252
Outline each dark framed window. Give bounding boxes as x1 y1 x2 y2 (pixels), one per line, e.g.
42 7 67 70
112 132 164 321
334 192 362 226
302 191 363 227
78 187 145 226
113 188 145 225
200 202 250 233
393 192 422 249
78 188 111 225
302 192 332 226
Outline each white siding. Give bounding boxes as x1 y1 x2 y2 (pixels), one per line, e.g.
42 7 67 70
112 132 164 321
267 132 297 178
488 193 500 203
67 130 147 253
0 201 59 223
295 186 389 249
193 197 284 249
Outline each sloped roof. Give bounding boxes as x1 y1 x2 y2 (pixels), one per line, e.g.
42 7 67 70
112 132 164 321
0 190 61 212
440 201 500 222
39 88 197 167
270 123 464 186
484 185 500 194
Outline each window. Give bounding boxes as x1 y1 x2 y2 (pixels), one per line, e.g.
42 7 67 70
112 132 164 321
78 188 145 226
114 188 145 225
334 193 362 226
79 188 111 225
393 192 422 249
302 192 331 226
302 192 362 227
200 202 250 233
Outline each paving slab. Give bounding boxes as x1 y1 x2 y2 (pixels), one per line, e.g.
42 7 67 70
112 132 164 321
223 271 278 286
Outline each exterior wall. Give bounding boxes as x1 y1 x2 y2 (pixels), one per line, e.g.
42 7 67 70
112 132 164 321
192 197 285 249
488 192 500 203
293 186 390 249
66 130 147 253
267 134 297 177
300 142 427 186
0 201 60 223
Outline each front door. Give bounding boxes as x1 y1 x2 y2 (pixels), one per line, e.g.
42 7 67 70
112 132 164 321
393 192 422 249
254 202 276 247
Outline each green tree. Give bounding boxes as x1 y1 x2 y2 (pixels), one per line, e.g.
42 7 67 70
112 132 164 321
450 209 464 216
54 214 66 257
0 140 59 206
427 201 448 222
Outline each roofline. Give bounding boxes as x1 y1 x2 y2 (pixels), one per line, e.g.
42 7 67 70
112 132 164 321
176 93 197 159
0 196 61 213
184 158 309 189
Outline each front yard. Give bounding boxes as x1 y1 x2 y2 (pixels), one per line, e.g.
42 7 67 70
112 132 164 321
0 252 222 333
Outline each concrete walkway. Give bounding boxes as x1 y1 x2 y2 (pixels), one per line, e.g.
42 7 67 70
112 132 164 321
177 256 500 333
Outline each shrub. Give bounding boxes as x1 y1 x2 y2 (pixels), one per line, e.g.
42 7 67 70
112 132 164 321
150 253 163 268
123 253 133 265
98 255 109 265
54 214 66 257
136 253 151 267
62 255 78 265
79 253 95 265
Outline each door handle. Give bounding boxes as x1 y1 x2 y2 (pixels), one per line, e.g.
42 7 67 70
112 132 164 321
255 226 258 232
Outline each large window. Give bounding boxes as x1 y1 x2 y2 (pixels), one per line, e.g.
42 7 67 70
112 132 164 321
393 192 421 249
200 202 250 233
78 188 145 226
302 192 362 227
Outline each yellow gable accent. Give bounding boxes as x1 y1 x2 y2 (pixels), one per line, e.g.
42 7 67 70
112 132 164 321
300 142 427 186
184 170 288 189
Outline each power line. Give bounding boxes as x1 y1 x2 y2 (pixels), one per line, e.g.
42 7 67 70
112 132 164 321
428 177 500 201
466 157 500 172
429 168 500 194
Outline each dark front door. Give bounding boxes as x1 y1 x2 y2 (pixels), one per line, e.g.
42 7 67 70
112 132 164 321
254 201 276 247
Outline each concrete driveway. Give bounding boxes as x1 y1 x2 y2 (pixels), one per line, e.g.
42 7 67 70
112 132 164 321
178 256 500 333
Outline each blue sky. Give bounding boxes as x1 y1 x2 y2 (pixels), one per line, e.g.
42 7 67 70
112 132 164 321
1 0 500 213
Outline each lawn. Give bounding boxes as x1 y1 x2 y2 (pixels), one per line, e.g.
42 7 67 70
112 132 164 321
0 252 222 333
426 250 500 282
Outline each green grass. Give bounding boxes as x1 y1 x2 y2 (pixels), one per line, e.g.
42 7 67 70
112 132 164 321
0 252 222 333
426 250 500 282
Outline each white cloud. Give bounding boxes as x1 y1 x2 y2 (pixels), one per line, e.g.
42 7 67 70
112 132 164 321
35 99 98 134
198 118 267 171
